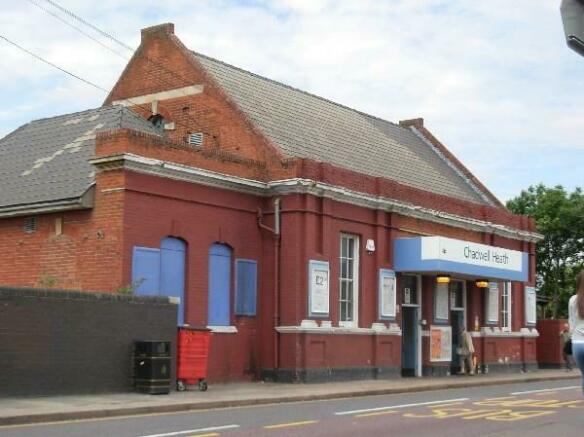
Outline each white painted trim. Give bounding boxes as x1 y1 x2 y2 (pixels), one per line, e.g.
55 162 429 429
207 325 238 333
88 154 543 243
466 327 539 338
112 85 204 106
501 281 512 330
276 325 402 335
339 233 359 327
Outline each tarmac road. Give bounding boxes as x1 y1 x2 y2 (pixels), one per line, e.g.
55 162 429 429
1 379 582 437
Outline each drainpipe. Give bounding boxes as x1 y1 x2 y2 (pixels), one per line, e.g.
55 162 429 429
257 198 281 376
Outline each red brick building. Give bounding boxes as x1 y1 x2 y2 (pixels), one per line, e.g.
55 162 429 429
0 23 542 382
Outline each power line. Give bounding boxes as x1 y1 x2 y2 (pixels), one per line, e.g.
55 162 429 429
0 33 215 147
25 0 129 61
0 33 217 147
39 0 196 92
15 0 219 144
42 0 134 52
0 34 109 93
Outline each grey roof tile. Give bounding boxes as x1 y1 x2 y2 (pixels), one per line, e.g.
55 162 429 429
0 106 161 209
194 52 492 206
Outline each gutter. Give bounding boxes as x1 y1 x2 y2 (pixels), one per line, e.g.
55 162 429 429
0 186 95 218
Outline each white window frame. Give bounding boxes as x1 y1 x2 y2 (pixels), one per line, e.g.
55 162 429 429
339 234 359 328
501 281 512 331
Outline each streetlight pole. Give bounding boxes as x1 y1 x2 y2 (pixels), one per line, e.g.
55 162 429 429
561 0 584 56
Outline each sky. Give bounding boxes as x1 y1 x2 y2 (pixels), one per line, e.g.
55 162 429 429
1 0 583 202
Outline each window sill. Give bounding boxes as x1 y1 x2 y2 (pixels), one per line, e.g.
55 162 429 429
207 325 238 334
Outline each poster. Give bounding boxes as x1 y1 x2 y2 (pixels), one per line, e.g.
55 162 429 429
486 282 499 323
435 283 449 320
309 260 329 316
430 325 452 362
525 286 537 325
379 269 396 319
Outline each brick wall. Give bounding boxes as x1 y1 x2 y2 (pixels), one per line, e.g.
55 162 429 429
0 286 177 396
0 170 126 292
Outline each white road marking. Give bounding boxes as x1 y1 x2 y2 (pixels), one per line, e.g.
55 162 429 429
510 386 581 395
138 424 240 437
334 398 470 416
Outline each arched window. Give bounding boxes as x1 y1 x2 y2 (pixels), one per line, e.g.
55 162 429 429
208 244 232 326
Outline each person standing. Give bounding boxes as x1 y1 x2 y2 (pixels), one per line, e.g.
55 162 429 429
458 326 475 375
569 270 584 394
560 323 573 370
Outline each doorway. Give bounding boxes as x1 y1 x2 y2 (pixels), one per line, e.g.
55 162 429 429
449 280 466 375
450 310 464 374
400 274 420 377
401 306 418 377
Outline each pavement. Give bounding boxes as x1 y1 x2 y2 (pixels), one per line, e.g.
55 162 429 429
0 369 579 427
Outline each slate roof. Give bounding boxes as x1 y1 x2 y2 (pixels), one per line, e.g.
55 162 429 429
0 105 161 212
194 52 494 206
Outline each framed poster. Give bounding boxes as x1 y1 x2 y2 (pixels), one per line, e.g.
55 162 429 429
379 269 396 319
308 260 330 317
430 325 452 362
525 286 537 326
434 283 449 321
486 282 499 324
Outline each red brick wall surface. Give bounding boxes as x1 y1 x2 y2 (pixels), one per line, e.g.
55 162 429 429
0 171 126 291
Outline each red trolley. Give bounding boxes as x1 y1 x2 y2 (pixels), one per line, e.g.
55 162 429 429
177 326 211 391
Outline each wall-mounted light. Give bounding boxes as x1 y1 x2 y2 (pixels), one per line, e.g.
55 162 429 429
475 279 489 288
366 239 376 254
436 275 451 284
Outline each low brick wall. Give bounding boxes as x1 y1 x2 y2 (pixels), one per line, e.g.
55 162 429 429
0 286 177 397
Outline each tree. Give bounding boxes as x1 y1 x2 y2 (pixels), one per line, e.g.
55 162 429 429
507 184 584 318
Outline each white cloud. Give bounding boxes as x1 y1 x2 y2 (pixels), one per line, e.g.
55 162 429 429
1 0 583 201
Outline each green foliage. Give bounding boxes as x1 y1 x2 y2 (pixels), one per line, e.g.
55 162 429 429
507 184 584 318
116 278 145 295
37 274 58 288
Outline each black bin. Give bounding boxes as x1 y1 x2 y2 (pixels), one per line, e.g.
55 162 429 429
133 340 171 394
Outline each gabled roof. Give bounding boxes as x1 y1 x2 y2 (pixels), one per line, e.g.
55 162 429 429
0 105 161 215
194 51 496 207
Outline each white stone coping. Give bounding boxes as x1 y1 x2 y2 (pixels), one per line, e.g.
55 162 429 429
207 325 238 334
277 320 402 335
421 328 539 338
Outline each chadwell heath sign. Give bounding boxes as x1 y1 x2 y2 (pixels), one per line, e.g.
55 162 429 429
393 236 528 282
421 237 523 272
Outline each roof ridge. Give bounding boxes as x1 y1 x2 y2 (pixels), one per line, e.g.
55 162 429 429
192 50 406 131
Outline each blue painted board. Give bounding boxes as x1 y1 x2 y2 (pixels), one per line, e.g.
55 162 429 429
235 259 257 316
132 247 161 296
160 237 186 326
208 244 231 326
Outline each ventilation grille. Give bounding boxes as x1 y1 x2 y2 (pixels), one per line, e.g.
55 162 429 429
187 132 204 147
24 216 37 233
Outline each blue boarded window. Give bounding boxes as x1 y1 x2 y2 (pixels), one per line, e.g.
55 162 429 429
235 259 258 316
132 247 161 296
208 244 232 326
132 238 187 326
